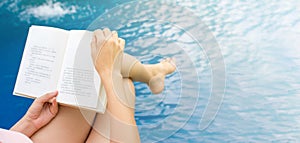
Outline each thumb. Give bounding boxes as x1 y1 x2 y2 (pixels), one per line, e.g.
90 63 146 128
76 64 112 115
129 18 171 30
49 97 58 115
36 91 58 103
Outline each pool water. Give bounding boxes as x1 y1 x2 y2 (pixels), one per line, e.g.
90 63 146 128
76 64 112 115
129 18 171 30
1 0 300 142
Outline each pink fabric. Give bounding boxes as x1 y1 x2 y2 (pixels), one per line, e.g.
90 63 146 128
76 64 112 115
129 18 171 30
0 128 33 143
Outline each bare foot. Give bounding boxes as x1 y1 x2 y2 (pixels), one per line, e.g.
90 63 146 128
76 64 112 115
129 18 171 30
145 58 176 94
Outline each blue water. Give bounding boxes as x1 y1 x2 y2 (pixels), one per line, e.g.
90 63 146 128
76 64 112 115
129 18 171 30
1 0 300 142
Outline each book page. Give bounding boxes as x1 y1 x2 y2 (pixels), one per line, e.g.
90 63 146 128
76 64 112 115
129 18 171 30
57 30 101 109
14 25 69 97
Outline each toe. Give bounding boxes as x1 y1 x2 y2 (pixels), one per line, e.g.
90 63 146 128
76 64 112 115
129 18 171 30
169 58 176 67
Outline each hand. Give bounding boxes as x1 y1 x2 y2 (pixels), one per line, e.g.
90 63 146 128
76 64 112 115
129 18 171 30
90 28 125 76
11 91 59 137
25 91 59 130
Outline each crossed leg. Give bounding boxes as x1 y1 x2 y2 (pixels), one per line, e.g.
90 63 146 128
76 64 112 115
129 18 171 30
86 54 176 143
30 53 175 143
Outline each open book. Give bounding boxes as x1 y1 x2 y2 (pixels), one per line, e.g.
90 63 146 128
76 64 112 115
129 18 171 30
14 25 106 113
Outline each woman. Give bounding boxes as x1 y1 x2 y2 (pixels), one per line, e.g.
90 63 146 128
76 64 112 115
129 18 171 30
8 28 176 143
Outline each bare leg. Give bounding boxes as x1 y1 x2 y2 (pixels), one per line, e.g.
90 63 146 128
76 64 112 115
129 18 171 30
86 78 139 143
85 54 176 142
31 106 96 143
122 54 176 94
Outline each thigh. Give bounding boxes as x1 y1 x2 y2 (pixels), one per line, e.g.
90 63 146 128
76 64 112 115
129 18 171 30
86 78 139 143
31 105 96 143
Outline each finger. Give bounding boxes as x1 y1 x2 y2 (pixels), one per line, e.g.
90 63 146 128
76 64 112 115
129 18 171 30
112 31 119 45
91 35 97 49
91 35 96 44
37 91 58 103
50 97 58 115
94 29 105 46
112 31 118 39
90 35 98 60
103 28 112 38
118 38 125 51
